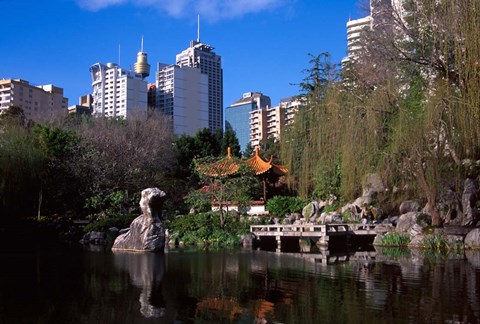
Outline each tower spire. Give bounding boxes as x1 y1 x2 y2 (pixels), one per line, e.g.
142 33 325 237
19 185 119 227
141 35 144 52
197 15 200 43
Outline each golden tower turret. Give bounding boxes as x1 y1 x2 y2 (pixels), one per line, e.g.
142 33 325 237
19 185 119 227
134 36 150 79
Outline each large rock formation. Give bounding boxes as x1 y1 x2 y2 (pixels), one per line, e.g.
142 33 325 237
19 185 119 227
462 178 479 226
464 228 480 249
112 188 166 252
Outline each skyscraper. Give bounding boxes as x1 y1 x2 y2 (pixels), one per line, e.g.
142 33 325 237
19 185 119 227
176 35 223 133
90 62 147 119
156 63 208 136
225 92 271 152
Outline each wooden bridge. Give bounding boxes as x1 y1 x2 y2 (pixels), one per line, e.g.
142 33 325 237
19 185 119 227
250 223 377 251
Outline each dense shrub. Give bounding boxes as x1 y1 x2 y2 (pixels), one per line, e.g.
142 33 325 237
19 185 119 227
167 211 254 247
265 196 307 217
84 214 137 232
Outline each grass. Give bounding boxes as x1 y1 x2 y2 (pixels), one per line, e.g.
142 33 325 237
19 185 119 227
380 232 410 247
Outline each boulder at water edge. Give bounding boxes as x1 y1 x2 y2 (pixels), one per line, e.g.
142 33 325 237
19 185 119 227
112 188 166 252
464 228 480 249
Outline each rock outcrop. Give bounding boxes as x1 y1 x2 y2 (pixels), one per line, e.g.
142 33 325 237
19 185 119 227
464 228 480 249
112 188 166 252
462 178 480 226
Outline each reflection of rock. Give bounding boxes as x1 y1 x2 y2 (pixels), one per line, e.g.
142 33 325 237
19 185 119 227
114 252 166 318
112 188 166 252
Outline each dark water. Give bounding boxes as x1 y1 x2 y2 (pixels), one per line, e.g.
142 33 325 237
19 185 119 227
0 245 479 324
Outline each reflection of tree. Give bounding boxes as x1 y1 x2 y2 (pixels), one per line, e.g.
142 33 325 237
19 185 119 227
113 252 165 318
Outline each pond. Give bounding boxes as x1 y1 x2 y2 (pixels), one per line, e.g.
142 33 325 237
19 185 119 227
0 244 479 323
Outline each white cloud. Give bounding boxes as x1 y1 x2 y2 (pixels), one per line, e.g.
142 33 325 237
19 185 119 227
77 0 127 11
77 0 288 21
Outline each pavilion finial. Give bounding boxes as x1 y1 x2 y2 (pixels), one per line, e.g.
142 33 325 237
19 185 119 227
227 147 231 158
255 146 259 156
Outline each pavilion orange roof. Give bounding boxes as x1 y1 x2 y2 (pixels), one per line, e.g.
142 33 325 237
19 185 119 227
197 147 288 177
246 147 288 176
197 147 239 176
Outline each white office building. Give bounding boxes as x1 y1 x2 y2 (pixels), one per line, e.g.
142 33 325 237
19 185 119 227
176 40 223 133
156 63 208 136
90 63 147 119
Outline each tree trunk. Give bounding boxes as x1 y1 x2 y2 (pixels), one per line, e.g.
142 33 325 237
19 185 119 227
37 186 43 221
415 157 441 226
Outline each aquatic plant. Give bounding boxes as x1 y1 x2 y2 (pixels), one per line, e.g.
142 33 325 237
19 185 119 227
380 232 410 246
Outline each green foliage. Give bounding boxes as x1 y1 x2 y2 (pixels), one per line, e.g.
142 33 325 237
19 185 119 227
84 214 137 233
85 190 138 220
183 190 211 213
0 125 46 216
416 213 432 226
376 247 411 260
194 155 259 228
0 106 27 127
380 232 410 247
194 128 222 157
220 127 241 157
421 234 449 252
167 211 250 247
84 190 140 232
265 196 307 217
312 161 342 200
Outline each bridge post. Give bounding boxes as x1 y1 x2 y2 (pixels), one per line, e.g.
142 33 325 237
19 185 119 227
316 236 329 247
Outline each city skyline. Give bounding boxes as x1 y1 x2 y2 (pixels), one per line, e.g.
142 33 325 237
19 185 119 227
1 0 365 113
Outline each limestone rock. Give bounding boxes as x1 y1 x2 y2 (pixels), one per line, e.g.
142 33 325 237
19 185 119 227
302 201 319 222
240 233 255 247
112 188 166 252
439 188 462 224
462 178 479 226
464 228 480 249
362 173 385 197
399 200 420 214
374 223 394 235
396 212 418 234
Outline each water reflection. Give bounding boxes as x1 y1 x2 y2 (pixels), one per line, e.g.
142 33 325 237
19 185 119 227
113 252 165 318
1 245 479 323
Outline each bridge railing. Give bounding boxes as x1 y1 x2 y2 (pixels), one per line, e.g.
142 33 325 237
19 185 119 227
250 223 377 235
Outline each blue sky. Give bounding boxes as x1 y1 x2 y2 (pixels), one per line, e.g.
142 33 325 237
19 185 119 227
1 0 366 109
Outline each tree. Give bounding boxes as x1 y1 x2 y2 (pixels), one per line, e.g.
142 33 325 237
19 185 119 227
194 156 258 228
221 128 241 157
194 128 222 157
0 106 27 128
0 125 46 218
33 124 83 218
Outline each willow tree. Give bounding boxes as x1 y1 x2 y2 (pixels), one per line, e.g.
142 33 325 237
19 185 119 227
359 0 480 225
282 0 480 226
281 53 345 199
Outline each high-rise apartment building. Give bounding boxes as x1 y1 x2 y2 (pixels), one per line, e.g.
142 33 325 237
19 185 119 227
176 39 223 133
156 63 208 136
90 62 148 119
225 92 271 152
343 0 405 64
0 79 68 121
343 16 373 64
281 96 304 126
251 96 304 149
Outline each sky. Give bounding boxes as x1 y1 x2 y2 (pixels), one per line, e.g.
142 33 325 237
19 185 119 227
1 0 367 109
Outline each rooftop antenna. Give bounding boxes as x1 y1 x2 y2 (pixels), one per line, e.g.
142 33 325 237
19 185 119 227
118 44 121 66
197 15 200 42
